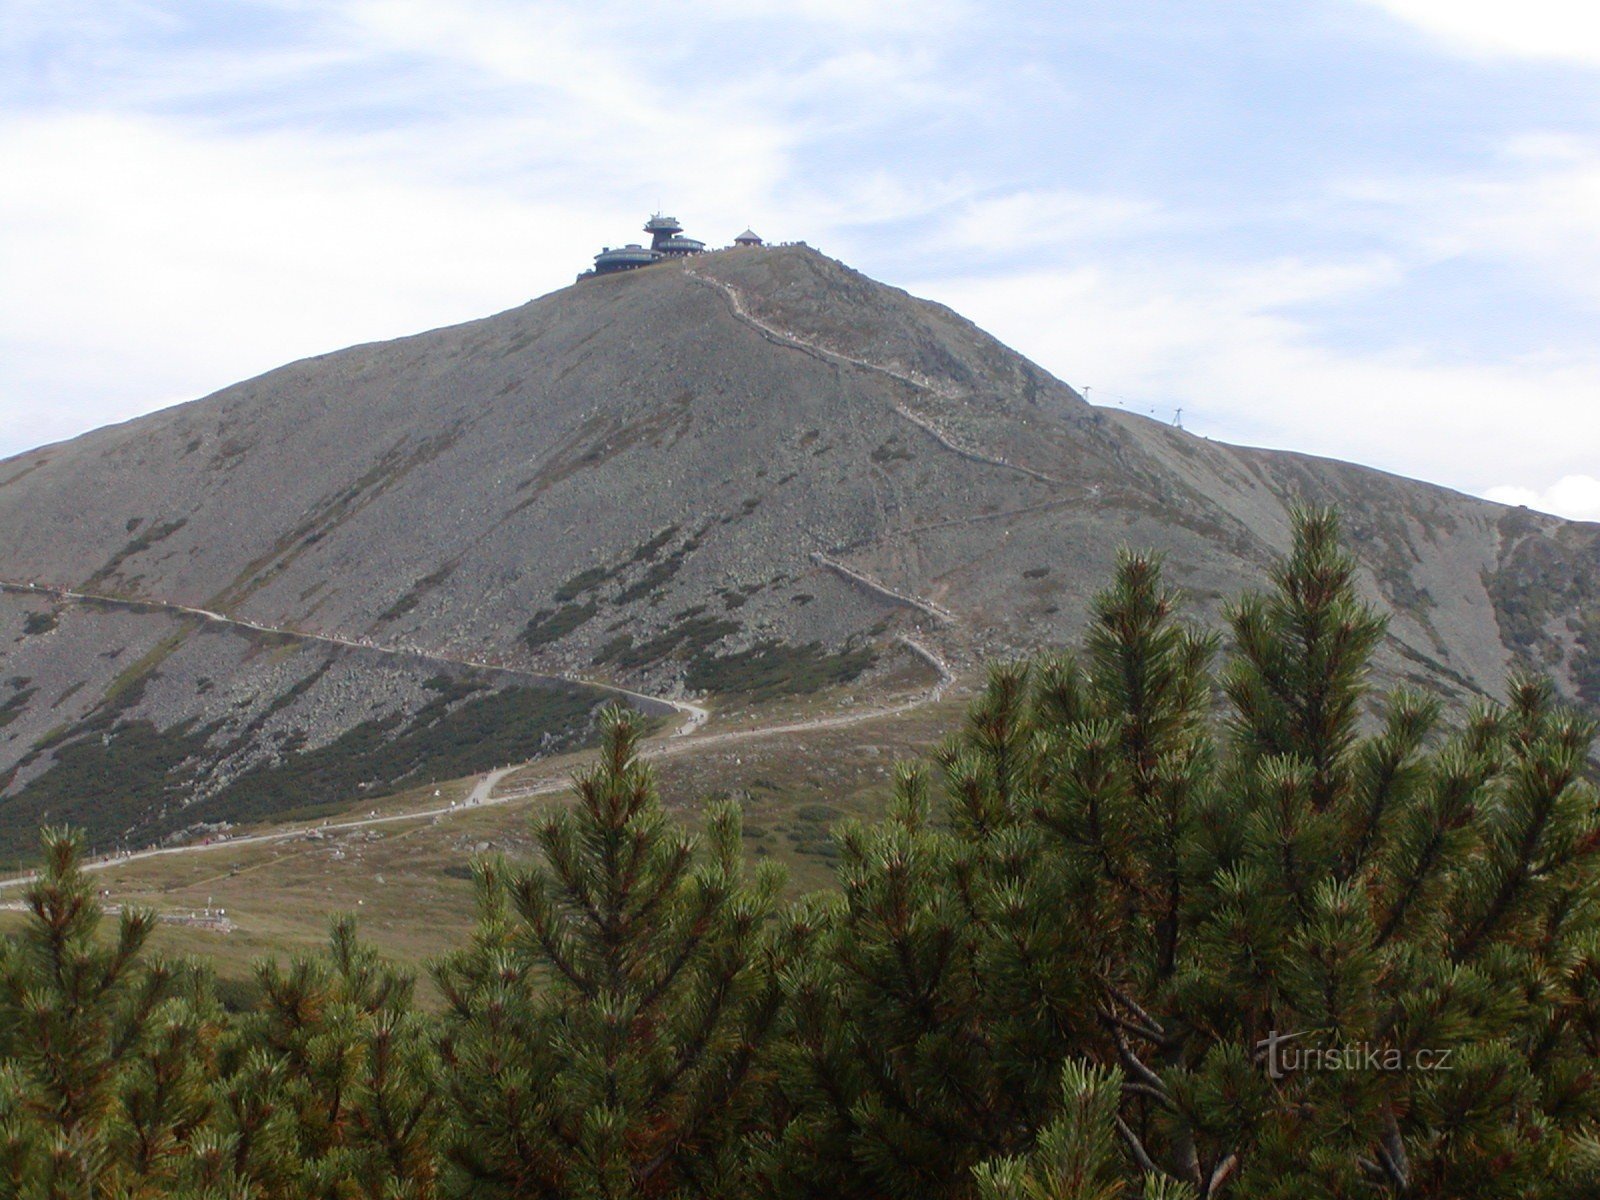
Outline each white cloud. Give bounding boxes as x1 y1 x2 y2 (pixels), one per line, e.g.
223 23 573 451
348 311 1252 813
0 0 970 457
910 139 1600 514
1357 0 1600 66
631 0 971 30
1484 476 1600 522
939 189 1163 254
913 254 1600 497
1342 135 1600 310
0 111 627 453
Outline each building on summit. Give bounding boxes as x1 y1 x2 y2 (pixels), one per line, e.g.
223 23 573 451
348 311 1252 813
580 215 762 280
644 214 705 257
586 244 658 276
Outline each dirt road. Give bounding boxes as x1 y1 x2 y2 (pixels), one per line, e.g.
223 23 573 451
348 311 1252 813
0 583 952 890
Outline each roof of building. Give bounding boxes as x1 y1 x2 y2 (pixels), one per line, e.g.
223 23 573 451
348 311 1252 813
734 228 763 243
581 214 714 279
595 244 658 265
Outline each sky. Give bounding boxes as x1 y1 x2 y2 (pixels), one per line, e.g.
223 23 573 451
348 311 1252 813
2 0 1597 520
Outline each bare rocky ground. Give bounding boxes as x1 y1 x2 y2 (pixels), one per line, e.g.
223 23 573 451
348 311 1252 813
1 243 1595 854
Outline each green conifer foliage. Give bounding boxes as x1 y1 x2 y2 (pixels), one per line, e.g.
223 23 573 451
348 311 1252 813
770 561 1220 1199
773 758 1023 1199
1 509 1595 1200
1180 514 1600 1196
775 509 1600 1199
436 706 788 1199
0 829 220 1199
973 1062 1195 1200
217 918 442 1199
767 657 1113 1200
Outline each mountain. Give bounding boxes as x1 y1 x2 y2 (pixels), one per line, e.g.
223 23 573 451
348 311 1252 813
2 243 1596 857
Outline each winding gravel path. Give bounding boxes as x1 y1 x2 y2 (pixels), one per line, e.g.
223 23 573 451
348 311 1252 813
683 266 1069 488
0 584 951 889
0 580 710 732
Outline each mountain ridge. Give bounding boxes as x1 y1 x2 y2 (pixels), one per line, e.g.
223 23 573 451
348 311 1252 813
2 243 1596 854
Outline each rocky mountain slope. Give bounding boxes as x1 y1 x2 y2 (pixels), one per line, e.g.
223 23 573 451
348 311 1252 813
2 244 1595 856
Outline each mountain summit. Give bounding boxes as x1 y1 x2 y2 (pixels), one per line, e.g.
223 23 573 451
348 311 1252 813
1 243 1595 852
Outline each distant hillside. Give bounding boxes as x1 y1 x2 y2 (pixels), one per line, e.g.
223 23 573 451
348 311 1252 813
2 243 1595 855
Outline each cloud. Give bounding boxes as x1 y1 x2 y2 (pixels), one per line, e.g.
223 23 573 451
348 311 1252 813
913 252 1600 497
1356 0 1600 66
681 0 970 28
1483 476 1600 522
1341 134 1600 312
938 189 1163 254
0 0 974 458
903 139 1600 510
0 110 626 453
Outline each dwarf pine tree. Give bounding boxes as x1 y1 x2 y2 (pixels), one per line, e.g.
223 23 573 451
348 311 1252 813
770 760 1012 1198
765 667 1085 1200
768 556 1219 1200
0 829 221 1199
1162 513 1600 1196
435 706 788 1200
1 510 1595 1200
212 916 441 1199
972 1062 1195 1200
773 509 1600 1199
